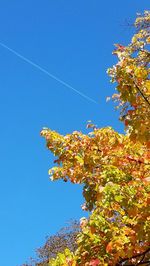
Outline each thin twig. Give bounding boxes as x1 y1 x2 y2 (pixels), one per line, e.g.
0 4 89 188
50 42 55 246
129 73 150 107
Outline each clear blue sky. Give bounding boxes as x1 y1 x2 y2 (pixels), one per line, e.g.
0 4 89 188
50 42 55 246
0 1 149 265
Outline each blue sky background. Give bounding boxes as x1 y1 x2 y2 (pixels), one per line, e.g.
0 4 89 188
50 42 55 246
0 1 149 265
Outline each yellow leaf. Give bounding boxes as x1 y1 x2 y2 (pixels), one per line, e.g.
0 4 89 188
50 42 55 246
134 67 148 79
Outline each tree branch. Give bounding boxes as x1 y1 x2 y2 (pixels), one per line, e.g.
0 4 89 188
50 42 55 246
134 81 150 107
129 73 150 108
116 248 150 266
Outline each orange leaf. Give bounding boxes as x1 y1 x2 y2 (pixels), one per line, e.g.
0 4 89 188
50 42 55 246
106 242 113 253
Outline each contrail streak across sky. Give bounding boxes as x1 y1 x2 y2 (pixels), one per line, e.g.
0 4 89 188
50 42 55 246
0 41 97 104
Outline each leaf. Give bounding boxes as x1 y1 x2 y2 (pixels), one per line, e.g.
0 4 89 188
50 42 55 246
89 258 100 266
114 195 123 202
106 242 113 253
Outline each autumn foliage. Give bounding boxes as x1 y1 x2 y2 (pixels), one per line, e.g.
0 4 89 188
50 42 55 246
41 11 150 266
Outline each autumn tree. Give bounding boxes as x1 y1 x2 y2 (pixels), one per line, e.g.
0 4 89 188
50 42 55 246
41 11 150 265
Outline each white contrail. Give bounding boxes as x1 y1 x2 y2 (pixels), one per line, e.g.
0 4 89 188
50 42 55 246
0 41 97 104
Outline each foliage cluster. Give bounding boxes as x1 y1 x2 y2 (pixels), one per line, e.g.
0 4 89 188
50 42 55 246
29 11 150 266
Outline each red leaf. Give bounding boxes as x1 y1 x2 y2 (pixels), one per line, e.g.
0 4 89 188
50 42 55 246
89 258 100 266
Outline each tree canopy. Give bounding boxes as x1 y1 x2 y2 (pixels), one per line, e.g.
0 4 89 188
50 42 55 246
40 11 150 266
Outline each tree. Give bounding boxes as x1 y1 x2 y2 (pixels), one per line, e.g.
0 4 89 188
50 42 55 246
40 11 150 265
37 221 80 264
21 221 80 266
